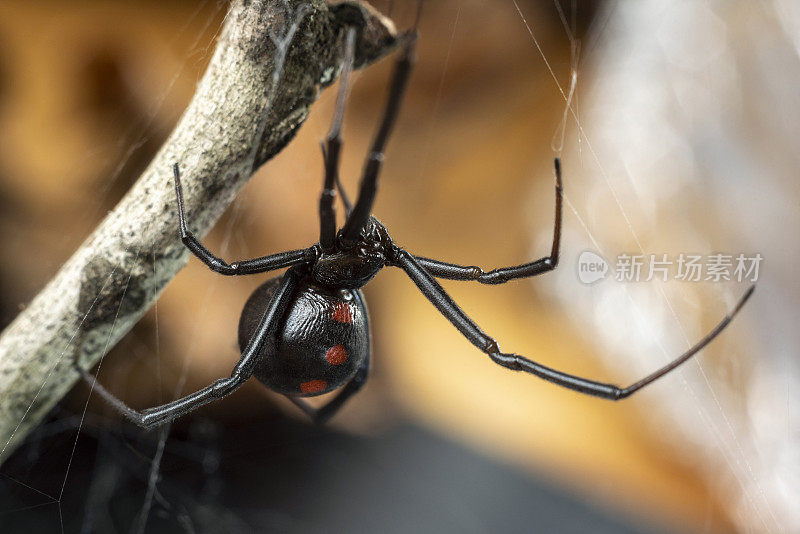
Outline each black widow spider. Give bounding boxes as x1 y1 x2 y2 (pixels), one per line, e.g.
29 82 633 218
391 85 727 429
74 22 754 429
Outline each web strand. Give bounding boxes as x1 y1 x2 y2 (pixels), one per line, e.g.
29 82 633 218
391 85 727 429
511 0 778 528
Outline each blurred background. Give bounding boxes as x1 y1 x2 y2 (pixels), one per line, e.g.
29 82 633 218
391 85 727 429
0 0 797 532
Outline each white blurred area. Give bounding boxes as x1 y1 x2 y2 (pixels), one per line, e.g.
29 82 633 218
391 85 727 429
1 1 797 531
545 1 799 531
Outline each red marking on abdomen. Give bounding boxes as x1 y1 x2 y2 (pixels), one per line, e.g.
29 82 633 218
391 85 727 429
300 379 327 394
325 345 348 365
331 302 353 323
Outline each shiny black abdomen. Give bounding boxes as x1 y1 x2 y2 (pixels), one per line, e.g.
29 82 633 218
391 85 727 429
237 276 369 397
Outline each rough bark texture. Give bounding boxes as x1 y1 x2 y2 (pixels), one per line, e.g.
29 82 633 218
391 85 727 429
0 0 397 463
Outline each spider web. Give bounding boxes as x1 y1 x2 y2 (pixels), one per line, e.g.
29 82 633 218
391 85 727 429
0 1 798 533
509 0 798 531
0 1 318 531
0 1 228 530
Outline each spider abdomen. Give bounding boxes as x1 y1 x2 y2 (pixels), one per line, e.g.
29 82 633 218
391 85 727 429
238 276 369 397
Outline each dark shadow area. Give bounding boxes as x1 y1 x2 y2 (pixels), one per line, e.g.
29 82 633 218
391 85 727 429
1 406 667 534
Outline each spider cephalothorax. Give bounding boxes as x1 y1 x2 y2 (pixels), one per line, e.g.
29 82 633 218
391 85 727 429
311 217 392 289
74 18 753 430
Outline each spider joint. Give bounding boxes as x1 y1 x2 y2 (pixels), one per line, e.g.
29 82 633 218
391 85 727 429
484 340 501 354
304 245 321 263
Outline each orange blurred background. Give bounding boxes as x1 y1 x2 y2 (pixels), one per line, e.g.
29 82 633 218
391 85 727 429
1 1 795 532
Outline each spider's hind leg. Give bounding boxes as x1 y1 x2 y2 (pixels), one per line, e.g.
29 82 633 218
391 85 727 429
72 267 302 429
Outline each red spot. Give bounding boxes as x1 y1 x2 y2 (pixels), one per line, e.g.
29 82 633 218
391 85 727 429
331 302 353 323
300 380 327 394
325 345 348 365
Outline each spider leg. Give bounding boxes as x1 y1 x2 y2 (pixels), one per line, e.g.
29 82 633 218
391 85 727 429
415 159 562 285
338 31 417 246
172 163 314 275
74 267 302 429
320 143 353 214
285 350 370 425
319 27 357 250
391 246 754 399
335 168 353 214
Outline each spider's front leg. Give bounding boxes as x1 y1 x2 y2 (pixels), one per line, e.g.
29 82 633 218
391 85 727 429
172 163 315 275
391 245 754 399
416 159 562 285
318 28 357 251
73 267 302 429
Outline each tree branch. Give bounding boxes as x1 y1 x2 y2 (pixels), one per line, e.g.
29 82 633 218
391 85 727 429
0 0 398 463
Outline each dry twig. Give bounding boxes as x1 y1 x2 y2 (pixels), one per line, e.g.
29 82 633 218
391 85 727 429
0 0 398 462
